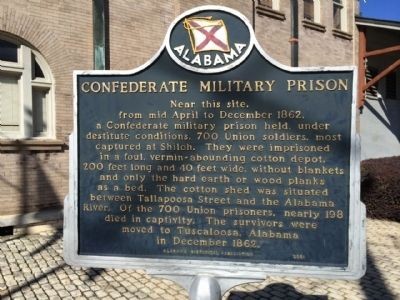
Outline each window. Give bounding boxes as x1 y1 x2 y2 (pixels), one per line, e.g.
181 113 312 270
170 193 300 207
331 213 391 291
0 40 18 62
258 0 279 10
304 0 314 22
333 0 347 31
259 0 272 8
256 0 284 20
304 0 321 23
0 38 54 139
302 0 324 31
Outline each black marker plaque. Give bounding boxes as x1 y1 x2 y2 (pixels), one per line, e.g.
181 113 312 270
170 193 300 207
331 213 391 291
67 6 365 278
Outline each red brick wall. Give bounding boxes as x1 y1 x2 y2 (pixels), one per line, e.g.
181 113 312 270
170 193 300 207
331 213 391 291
0 0 356 218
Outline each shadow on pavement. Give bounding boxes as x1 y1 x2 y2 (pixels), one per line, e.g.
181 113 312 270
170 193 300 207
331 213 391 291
360 251 396 300
5 263 67 298
227 283 327 300
226 247 397 300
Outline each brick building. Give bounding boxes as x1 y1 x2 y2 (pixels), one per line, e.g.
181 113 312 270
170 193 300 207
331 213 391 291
0 0 359 227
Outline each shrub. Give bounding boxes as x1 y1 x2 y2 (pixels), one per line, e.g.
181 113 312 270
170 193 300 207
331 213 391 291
361 156 400 221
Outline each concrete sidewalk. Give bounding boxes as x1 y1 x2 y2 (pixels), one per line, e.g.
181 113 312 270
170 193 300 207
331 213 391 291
1 218 399 300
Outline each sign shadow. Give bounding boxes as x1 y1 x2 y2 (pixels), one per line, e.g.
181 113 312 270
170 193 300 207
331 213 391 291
226 282 328 299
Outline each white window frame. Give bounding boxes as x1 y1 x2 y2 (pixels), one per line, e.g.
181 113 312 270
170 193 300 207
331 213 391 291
271 0 280 10
0 38 55 140
305 0 321 24
333 0 348 32
258 0 280 10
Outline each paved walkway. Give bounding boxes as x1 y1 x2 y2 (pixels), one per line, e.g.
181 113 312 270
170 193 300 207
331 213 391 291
1 219 399 300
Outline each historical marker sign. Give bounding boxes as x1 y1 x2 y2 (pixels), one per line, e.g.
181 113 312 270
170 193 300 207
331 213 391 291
64 6 365 279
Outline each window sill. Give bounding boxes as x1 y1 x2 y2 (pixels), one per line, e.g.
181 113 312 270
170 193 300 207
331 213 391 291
332 29 352 40
256 5 286 21
302 19 326 33
0 139 67 151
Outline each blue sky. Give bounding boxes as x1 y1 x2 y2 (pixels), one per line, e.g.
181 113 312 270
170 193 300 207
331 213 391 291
360 0 400 21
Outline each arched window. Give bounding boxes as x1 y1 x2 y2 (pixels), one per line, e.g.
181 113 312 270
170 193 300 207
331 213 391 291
333 0 347 31
0 37 54 139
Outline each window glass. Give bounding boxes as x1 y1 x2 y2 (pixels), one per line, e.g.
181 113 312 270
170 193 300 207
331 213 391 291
0 73 20 132
333 4 342 29
304 0 314 21
32 87 48 136
0 40 18 63
259 0 273 8
333 0 345 30
32 55 45 79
